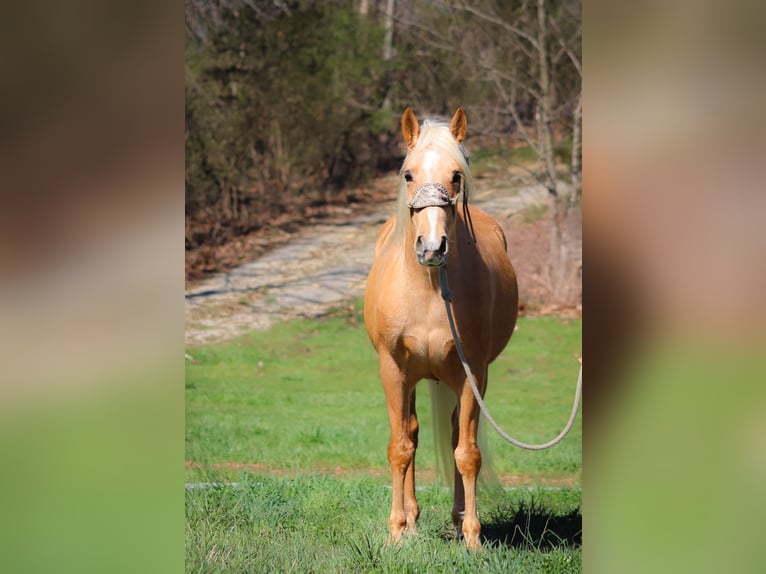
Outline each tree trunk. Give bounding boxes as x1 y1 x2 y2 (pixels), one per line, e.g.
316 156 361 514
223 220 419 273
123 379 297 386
536 0 557 197
381 0 395 110
571 93 582 207
537 0 561 299
537 0 578 305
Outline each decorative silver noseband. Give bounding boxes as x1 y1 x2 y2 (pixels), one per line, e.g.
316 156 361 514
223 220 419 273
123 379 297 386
407 182 455 209
407 180 477 244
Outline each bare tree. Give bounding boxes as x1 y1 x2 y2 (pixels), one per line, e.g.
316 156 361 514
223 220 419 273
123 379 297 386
381 0 396 110
186 0 581 299
448 0 581 304
571 92 581 202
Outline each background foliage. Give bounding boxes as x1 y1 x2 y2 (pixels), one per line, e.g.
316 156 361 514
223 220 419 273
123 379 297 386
185 0 581 250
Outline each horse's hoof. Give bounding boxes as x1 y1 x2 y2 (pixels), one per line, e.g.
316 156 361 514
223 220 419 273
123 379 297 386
465 538 483 551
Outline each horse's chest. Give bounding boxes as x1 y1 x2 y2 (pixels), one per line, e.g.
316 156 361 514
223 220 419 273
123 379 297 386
399 299 454 364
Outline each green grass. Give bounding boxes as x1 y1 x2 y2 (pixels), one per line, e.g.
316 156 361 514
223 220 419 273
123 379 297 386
186 473 581 573
186 303 385 473
186 301 581 570
186 301 581 483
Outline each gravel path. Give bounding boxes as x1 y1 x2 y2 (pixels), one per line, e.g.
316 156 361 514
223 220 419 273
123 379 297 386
185 174 551 346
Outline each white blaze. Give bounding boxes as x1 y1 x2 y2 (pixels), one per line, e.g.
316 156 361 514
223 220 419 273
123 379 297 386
425 207 442 248
421 149 440 182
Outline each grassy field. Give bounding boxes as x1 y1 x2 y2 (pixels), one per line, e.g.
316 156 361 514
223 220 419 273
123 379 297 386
186 474 580 573
186 301 581 571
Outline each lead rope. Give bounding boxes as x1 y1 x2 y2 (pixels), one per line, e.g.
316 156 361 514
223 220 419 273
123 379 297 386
439 267 582 450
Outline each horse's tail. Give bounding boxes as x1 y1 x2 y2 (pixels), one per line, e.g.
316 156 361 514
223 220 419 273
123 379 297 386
428 380 456 487
428 380 500 494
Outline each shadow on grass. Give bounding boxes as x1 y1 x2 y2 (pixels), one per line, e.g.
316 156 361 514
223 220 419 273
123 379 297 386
479 500 582 550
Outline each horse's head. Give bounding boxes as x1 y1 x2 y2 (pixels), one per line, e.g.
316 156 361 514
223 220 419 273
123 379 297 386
400 107 468 268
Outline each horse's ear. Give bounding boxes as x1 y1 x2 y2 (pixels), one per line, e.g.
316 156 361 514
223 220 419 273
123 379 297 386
449 108 467 143
402 108 420 149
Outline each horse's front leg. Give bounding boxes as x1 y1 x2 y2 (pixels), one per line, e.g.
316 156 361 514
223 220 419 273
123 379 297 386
453 367 487 551
380 353 418 543
450 404 466 534
403 389 420 532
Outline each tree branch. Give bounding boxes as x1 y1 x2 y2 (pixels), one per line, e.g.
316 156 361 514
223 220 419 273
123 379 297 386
454 2 539 49
549 16 581 77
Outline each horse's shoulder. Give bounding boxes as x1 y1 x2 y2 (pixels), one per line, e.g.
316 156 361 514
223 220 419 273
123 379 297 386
471 207 508 252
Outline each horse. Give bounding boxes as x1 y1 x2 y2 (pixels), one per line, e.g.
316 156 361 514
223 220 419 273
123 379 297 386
364 108 518 550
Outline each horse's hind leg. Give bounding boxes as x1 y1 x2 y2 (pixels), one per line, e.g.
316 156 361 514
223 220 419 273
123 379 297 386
450 405 466 534
380 354 418 543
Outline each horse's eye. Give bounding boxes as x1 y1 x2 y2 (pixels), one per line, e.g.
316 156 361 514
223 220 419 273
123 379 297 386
451 172 462 185
404 171 413 183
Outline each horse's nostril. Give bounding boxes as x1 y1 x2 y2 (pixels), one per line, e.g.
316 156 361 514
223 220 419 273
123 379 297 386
438 236 448 255
414 236 425 254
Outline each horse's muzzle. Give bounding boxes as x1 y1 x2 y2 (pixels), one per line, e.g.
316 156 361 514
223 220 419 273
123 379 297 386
414 234 448 267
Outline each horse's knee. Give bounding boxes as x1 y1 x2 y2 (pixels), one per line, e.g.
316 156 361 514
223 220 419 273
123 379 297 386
388 437 415 468
454 444 481 477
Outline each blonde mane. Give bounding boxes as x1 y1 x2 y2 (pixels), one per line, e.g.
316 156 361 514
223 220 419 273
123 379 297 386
392 119 474 241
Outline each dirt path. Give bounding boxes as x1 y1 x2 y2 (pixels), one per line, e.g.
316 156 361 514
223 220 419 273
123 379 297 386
185 173 555 347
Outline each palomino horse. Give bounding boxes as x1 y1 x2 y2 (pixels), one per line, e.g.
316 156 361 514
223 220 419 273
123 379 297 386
364 108 518 550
